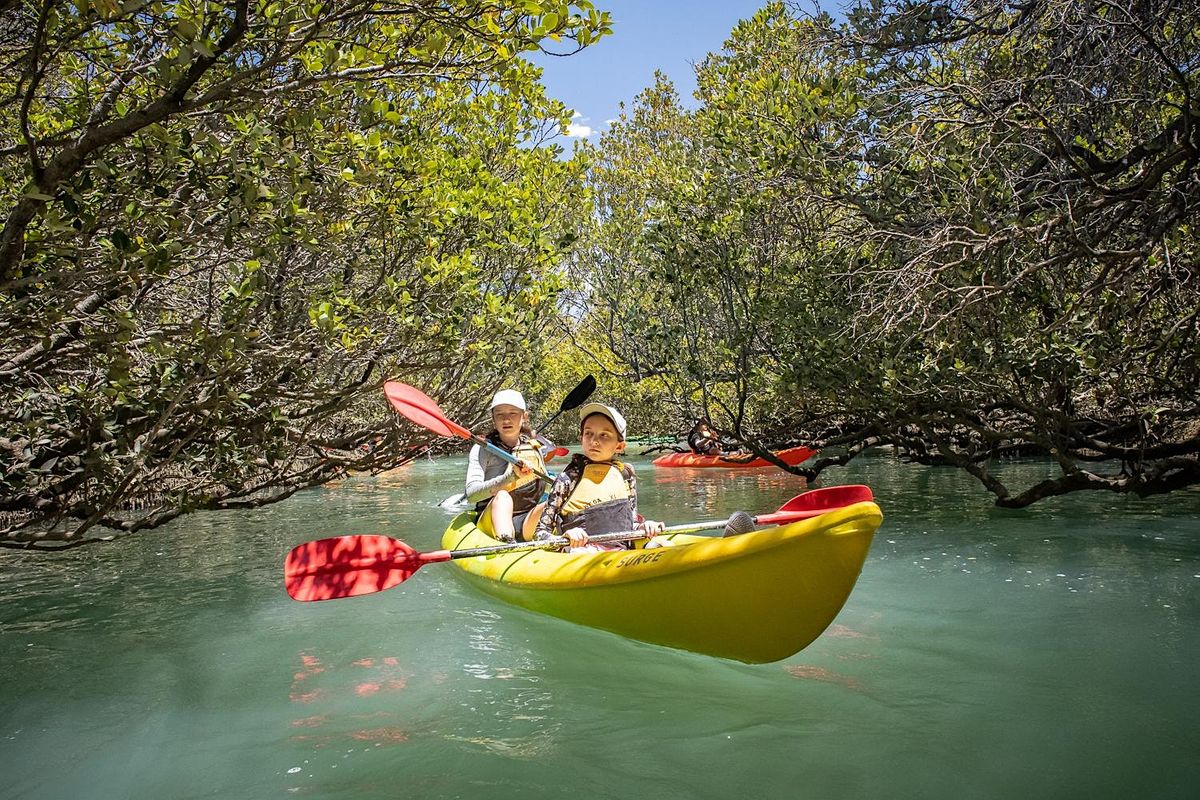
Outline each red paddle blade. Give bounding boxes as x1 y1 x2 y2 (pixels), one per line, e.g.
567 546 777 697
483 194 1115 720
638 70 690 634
383 381 471 440
285 534 434 602
779 484 873 513
547 446 570 460
755 485 876 525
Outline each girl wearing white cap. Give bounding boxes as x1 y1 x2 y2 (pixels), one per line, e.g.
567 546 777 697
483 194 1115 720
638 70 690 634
532 402 664 552
464 389 549 543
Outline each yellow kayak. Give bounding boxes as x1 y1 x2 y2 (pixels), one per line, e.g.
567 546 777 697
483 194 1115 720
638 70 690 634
440 501 882 663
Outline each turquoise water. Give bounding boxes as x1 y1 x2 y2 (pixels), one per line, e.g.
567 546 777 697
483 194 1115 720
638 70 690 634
1 452 1197 799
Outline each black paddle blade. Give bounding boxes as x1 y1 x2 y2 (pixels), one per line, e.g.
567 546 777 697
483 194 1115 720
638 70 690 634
561 375 597 411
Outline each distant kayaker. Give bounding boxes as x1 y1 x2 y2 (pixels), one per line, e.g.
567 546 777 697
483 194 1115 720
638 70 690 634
687 418 724 456
464 389 550 543
533 403 665 552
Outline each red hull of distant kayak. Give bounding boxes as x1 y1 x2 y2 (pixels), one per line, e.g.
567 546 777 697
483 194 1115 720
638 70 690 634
651 446 817 469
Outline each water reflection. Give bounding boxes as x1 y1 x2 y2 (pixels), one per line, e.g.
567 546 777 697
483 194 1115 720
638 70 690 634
442 607 563 760
647 465 808 519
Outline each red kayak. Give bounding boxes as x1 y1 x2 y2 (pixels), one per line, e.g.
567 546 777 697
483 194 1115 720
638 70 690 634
651 445 817 469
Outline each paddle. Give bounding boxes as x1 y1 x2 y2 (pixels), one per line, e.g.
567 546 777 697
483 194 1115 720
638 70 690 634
284 486 876 602
384 381 554 481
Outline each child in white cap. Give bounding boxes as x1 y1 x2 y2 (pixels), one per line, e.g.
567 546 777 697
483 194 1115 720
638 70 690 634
532 402 664 552
464 389 549 542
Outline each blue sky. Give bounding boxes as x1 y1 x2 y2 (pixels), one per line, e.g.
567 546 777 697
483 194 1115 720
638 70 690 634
528 1 774 140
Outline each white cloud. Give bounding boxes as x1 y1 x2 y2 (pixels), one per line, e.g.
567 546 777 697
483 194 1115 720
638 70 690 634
565 110 594 138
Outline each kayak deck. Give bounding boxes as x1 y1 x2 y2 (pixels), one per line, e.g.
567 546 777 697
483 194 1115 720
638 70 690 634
440 501 881 663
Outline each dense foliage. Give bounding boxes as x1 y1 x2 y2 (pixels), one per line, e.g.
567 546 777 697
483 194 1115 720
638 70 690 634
0 1 610 547
570 0 1199 505
4 0 1197 550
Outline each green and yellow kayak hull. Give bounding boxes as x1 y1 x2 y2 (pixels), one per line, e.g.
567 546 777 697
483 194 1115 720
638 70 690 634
440 501 882 663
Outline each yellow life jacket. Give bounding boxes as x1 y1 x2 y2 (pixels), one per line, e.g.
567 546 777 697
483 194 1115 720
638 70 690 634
558 456 636 542
561 460 631 515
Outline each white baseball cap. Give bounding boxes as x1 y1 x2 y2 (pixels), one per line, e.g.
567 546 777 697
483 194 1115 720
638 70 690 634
489 389 526 411
578 402 627 440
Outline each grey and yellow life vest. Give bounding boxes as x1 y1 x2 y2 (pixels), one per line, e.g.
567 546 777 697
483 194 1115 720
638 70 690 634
558 455 636 541
475 431 548 515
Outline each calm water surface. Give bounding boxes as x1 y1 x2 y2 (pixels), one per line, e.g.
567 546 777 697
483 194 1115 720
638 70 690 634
1 451 1197 799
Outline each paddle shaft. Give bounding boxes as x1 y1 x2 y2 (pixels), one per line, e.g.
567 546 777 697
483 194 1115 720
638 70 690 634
471 433 555 482
435 518 732 560
538 408 568 431
447 481 869 530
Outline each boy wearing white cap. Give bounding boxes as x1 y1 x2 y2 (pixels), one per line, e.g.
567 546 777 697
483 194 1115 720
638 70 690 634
532 402 664 552
464 389 549 543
